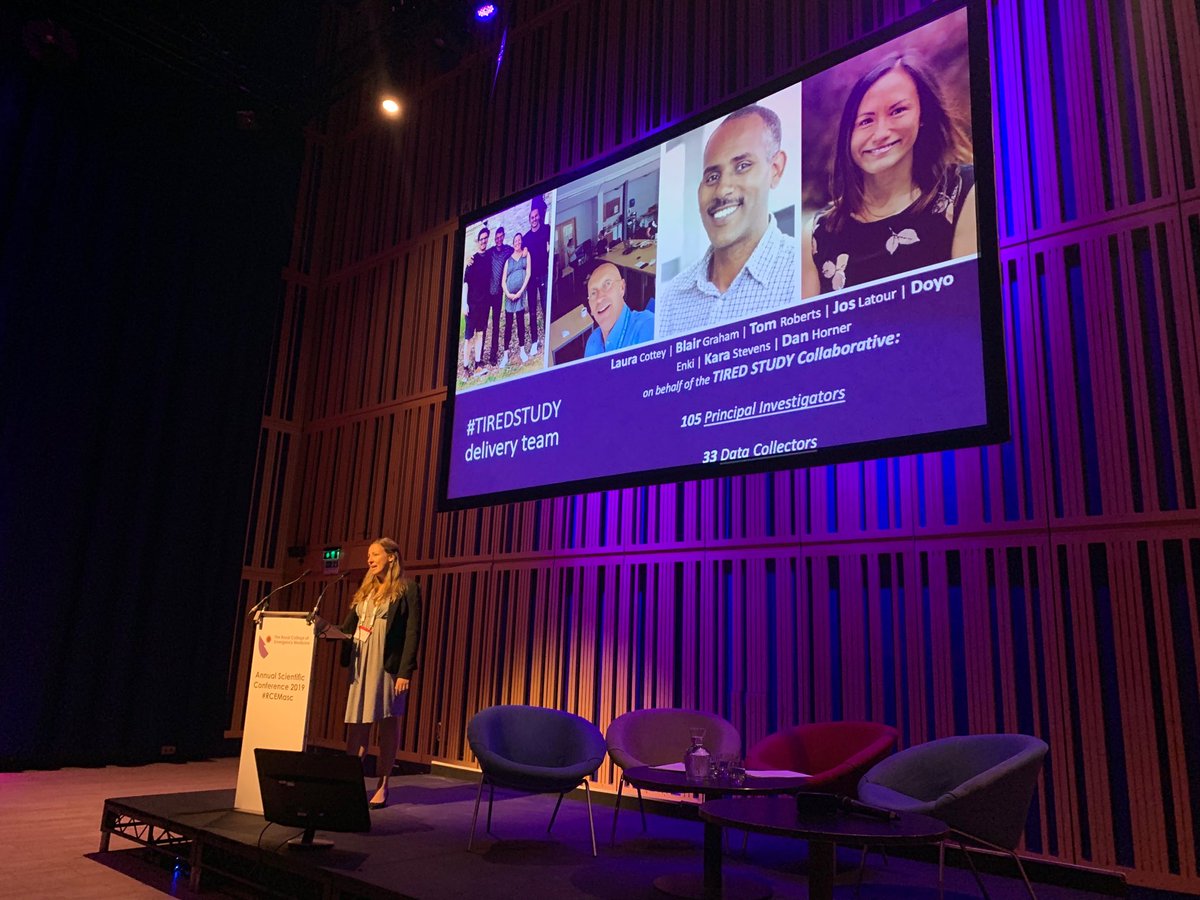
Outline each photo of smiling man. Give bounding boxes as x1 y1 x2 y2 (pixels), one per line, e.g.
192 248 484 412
655 89 801 340
582 262 654 357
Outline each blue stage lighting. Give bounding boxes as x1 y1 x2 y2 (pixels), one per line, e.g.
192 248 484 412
475 3 497 20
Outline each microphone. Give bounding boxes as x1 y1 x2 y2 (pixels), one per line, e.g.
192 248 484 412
248 569 311 619
795 793 899 821
837 796 899 821
307 569 352 626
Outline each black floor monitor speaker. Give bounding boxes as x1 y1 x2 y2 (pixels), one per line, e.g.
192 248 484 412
254 748 371 849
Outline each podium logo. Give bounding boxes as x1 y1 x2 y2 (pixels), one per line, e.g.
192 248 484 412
258 635 271 658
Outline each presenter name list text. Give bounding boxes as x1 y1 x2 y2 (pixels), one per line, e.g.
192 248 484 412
448 260 985 498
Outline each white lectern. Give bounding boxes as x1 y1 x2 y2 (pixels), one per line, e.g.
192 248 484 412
234 611 319 813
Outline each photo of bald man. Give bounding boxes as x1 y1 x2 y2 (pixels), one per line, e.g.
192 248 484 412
582 262 654 358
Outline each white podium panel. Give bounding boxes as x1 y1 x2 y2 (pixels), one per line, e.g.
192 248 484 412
234 612 318 813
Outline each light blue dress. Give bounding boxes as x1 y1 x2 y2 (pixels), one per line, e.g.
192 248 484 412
344 595 406 724
504 252 529 313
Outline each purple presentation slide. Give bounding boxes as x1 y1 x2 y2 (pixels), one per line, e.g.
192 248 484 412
441 3 1002 507
446 257 985 500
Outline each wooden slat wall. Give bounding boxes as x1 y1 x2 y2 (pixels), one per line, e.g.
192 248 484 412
232 0 1200 891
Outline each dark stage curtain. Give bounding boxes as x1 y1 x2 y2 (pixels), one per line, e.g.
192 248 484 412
0 15 301 768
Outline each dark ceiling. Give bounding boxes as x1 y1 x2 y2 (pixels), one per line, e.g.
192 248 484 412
10 2 322 127
6 0 493 133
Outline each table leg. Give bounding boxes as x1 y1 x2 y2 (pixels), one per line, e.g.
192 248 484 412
808 839 836 900
703 820 723 900
653 813 770 900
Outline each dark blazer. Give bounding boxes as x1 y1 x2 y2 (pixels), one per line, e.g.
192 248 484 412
339 578 422 680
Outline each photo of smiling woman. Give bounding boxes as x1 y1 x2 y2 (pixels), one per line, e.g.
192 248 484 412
799 9 975 298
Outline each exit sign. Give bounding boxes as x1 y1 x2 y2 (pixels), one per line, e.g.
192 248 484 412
322 547 341 574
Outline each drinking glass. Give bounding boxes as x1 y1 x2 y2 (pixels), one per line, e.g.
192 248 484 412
728 756 746 787
717 754 734 780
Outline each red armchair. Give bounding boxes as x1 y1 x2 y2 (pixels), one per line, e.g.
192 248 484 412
745 720 898 795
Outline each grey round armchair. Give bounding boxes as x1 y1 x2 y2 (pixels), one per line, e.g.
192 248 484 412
605 708 740 844
857 733 1049 897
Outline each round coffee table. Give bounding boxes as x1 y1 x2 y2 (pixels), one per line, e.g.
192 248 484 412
621 767 810 899
700 795 948 900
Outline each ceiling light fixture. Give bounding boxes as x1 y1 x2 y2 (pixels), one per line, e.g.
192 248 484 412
380 96 403 119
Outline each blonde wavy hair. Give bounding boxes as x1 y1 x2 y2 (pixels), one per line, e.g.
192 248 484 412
352 537 405 608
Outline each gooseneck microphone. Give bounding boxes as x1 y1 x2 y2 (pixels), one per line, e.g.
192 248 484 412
837 796 899 821
248 569 311 619
307 569 352 625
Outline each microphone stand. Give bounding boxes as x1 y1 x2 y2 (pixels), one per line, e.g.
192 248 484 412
249 569 311 625
307 570 351 627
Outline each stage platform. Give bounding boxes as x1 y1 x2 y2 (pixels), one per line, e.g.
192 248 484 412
97 771 1133 900
102 774 744 900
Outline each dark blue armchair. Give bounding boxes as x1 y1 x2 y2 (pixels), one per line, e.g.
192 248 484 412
467 704 607 856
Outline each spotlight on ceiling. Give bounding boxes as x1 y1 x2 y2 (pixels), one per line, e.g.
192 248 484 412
474 3 498 21
380 96 403 119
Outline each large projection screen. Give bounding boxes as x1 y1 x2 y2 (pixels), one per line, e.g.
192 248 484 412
438 0 1006 510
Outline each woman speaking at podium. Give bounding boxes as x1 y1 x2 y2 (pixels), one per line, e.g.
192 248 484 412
339 537 422 809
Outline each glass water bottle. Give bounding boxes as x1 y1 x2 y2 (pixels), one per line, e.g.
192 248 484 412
683 728 710 782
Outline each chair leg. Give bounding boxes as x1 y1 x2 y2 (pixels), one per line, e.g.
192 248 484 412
855 845 869 897
610 778 625 846
636 786 647 831
852 843 891 896
486 782 496 834
953 829 1037 900
584 780 597 857
548 792 565 832
938 840 946 900
1008 848 1038 899
957 839 992 899
468 777 485 851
